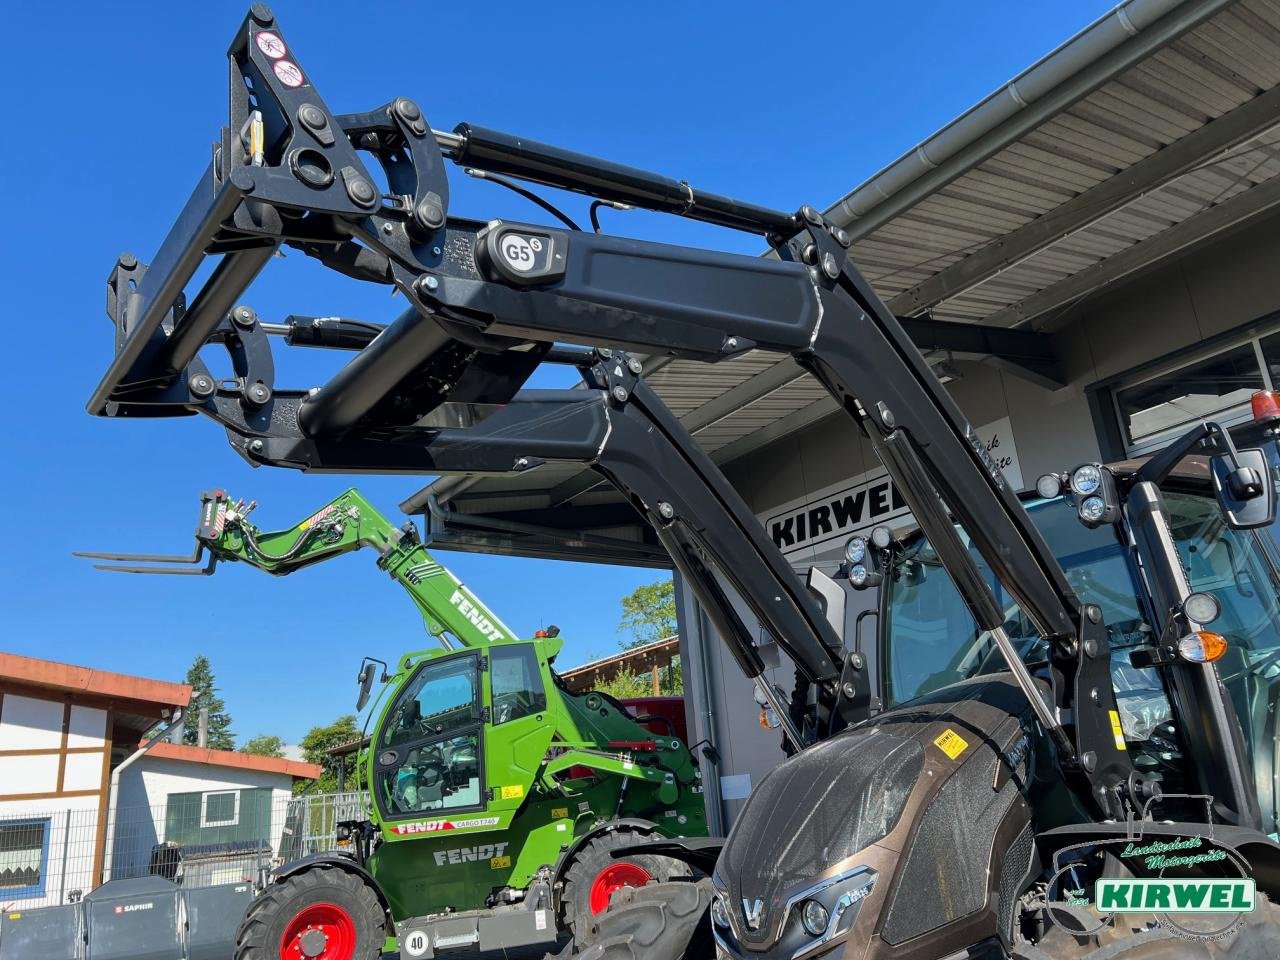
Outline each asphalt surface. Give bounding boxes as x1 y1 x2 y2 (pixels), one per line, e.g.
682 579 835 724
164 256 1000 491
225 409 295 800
382 940 566 960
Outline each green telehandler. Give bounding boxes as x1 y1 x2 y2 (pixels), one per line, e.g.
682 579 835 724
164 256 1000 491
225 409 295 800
78 487 707 959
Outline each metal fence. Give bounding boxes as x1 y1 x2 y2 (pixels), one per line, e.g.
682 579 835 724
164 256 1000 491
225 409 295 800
0 791 365 912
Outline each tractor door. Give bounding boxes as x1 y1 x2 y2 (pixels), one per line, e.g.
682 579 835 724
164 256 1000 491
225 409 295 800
374 652 487 820
484 643 554 813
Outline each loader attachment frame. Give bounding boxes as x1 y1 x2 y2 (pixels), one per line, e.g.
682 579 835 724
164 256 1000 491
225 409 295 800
86 4 1218 822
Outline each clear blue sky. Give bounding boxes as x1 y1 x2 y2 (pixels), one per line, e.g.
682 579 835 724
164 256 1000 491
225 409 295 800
0 0 1114 745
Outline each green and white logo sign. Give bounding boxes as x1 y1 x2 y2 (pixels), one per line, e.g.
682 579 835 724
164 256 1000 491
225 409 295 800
1095 878 1255 913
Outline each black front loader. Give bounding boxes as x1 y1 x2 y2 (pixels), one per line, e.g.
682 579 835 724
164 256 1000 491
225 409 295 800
87 4 1260 831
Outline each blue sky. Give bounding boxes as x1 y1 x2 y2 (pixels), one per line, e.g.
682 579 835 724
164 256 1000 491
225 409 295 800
0 1 1115 745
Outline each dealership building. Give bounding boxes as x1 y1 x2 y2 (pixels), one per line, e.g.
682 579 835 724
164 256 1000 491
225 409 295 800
408 0 1280 831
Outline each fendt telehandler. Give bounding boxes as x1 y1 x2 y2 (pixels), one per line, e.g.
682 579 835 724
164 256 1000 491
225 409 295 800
78 487 706 956
86 6 1280 958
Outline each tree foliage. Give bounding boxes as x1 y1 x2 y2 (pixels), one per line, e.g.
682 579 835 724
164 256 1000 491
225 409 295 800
618 578 677 649
300 715 361 793
183 654 235 750
239 734 285 758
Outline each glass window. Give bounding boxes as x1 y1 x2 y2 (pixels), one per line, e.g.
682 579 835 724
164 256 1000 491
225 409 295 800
201 790 239 827
1115 343 1263 449
378 655 484 817
1259 331 1280 387
882 500 1146 707
0 820 48 897
383 732 483 815
490 645 547 724
382 655 480 748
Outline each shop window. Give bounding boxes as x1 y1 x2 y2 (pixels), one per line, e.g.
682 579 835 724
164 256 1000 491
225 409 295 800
0 819 49 898
1114 342 1264 451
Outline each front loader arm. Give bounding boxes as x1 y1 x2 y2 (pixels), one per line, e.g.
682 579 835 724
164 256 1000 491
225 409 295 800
86 6 1154 817
77 488 518 649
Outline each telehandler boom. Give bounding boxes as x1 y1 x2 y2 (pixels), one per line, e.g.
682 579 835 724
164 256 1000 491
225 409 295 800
80 488 707 956
86 7 1280 958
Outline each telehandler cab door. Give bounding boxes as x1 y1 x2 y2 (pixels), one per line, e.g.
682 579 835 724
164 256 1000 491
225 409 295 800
374 652 488 822
484 644 553 813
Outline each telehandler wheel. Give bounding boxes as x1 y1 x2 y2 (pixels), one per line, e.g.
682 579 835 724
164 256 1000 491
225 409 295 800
235 866 385 960
558 878 714 960
561 831 692 944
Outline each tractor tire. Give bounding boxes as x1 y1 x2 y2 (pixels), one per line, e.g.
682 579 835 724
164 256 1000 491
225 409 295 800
560 830 692 945
557 878 714 960
235 865 385 960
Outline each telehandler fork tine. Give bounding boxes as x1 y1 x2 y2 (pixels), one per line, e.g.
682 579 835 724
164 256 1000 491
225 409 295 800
73 546 218 575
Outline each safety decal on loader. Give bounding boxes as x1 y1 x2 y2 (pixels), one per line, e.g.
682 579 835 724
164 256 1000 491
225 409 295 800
501 784 525 800
933 728 969 760
1108 710 1127 750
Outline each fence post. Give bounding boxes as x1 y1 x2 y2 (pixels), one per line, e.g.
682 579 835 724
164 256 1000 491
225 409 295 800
58 808 72 904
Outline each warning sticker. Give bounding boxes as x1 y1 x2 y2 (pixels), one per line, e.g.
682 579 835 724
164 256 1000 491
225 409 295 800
500 784 524 800
255 31 287 59
933 728 969 760
273 60 305 88
1108 710 1127 751
551 807 568 819
490 855 512 869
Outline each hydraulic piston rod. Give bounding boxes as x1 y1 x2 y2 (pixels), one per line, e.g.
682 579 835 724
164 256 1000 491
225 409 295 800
436 124 799 236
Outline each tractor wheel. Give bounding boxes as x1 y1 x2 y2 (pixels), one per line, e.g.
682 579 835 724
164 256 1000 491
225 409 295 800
557 879 714 960
560 831 691 944
235 866 385 960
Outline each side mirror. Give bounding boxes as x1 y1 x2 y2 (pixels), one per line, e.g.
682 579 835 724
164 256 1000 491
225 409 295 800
356 662 376 712
1211 447 1276 529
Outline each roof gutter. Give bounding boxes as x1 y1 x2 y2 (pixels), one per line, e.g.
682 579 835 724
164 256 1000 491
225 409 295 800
827 0 1238 241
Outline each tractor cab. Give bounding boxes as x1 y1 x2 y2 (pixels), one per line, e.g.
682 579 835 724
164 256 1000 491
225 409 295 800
869 438 1280 835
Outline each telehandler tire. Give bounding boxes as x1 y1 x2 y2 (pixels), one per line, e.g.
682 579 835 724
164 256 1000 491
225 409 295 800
560 830 692 944
235 865 385 960
557 878 714 960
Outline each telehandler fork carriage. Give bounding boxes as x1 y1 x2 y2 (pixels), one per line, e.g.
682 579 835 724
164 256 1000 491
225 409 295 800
86 7 1280 959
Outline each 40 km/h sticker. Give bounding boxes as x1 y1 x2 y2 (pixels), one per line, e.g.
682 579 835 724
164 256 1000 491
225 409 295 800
402 929 429 958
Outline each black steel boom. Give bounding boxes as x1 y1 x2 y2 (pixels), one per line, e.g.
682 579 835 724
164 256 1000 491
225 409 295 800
88 5 1141 814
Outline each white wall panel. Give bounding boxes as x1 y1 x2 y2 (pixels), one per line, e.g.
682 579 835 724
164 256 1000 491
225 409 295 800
66 706 106 749
0 695 63 750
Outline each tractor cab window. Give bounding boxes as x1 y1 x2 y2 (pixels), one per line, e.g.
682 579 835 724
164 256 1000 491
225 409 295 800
882 499 1142 707
377 654 484 817
490 645 547 724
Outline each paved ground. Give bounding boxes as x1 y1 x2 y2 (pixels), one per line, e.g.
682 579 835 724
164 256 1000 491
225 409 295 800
382 940 566 960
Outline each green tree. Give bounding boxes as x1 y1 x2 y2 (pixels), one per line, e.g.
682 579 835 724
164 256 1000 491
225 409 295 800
240 734 285 758
618 578 677 649
300 715 361 793
183 654 235 750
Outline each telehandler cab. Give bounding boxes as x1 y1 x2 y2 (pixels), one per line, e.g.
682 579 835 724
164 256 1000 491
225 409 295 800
78 487 706 956
86 6 1280 958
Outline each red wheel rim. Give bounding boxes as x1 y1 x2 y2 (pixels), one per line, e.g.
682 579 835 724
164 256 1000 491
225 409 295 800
280 902 357 960
589 861 653 914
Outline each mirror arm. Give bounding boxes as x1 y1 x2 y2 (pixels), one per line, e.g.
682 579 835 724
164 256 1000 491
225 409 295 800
1135 420 1239 487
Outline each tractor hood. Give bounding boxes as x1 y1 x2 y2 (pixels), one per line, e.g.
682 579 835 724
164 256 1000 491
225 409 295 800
713 675 1040 958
